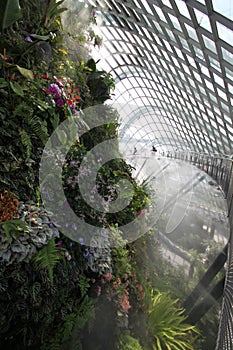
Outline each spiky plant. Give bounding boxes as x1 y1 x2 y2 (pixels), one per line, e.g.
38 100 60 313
146 291 198 350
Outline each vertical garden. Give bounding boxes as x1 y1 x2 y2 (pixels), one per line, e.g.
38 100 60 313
0 1 218 349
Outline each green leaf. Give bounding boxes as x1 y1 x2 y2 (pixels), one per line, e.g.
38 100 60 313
9 81 24 96
0 0 22 32
33 98 50 111
0 219 29 242
19 129 32 161
0 78 8 88
33 238 61 285
30 34 51 41
16 65 33 80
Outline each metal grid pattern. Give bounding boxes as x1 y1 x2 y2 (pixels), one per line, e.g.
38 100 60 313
87 0 233 156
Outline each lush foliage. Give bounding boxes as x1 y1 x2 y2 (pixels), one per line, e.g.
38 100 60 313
116 332 143 350
145 291 198 350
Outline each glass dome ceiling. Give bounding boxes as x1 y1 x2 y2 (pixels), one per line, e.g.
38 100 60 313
85 0 233 156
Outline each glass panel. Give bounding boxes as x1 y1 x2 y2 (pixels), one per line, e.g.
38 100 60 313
222 47 233 64
202 35 217 53
161 0 172 8
185 24 198 41
193 45 204 60
174 46 183 58
205 80 214 91
213 73 224 87
221 102 230 112
225 67 233 79
199 86 206 96
200 64 210 78
213 0 233 20
209 93 217 103
169 14 182 31
153 20 163 34
186 55 197 69
161 49 171 62
179 37 190 51
217 22 233 43
193 71 202 82
153 5 167 22
174 0 191 19
194 9 212 32
217 89 227 101
227 83 233 94
165 28 176 41
141 0 153 15
209 57 221 71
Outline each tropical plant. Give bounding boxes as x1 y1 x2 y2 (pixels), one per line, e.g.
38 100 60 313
144 291 198 350
116 332 143 350
0 0 22 33
33 238 62 285
40 295 95 350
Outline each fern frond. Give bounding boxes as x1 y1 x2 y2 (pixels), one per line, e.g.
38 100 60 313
28 115 49 144
19 129 32 161
31 281 41 302
33 238 61 285
78 275 90 298
13 102 34 118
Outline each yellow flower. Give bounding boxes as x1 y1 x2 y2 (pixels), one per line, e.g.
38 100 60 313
58 48 68 55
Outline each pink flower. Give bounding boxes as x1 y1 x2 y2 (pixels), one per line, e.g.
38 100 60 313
25 36 33 42
105 272 112 281
137 284 143 292
120 296 131 312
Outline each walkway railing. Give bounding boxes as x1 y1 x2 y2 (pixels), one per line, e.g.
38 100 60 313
163 150 233 350
125 149 233 348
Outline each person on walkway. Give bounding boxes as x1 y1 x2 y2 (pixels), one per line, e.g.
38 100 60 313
152 145 157 154
133 147 137 155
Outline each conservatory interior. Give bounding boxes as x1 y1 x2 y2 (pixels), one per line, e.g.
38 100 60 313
0 0 232 349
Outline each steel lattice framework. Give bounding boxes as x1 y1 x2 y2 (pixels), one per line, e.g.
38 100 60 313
87 0 233 156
